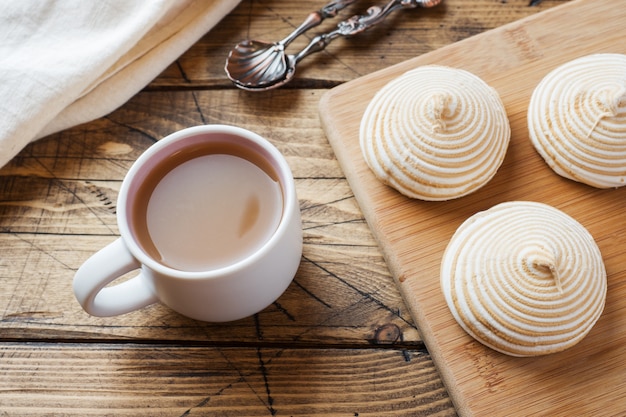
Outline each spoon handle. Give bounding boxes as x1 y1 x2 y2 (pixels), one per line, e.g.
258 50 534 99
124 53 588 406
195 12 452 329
280 0 359 48
293 0 436 63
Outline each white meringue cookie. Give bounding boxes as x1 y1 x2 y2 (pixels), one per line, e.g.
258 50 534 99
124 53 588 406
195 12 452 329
441 201 606 357
528 53 626 188
360 65 510 201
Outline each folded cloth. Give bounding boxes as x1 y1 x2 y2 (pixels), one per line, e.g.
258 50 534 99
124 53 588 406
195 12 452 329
0 0 239 168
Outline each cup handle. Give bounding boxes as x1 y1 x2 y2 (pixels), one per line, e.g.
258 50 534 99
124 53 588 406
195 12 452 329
73 238 159 317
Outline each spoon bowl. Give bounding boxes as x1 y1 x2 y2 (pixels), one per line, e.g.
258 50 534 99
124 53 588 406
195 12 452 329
226 41 290 89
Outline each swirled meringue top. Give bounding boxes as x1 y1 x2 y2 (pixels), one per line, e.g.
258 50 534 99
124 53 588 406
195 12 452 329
360 65 511 201
528 53 626 188
441 201 606 357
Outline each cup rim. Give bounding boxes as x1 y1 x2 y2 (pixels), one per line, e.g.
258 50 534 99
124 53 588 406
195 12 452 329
116 124 298 279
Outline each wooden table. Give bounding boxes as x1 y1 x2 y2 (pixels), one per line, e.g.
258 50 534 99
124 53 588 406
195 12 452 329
0 1 564 415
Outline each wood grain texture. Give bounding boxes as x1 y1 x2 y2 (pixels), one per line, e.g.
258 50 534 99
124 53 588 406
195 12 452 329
0 0 569 415
0 343 453 416
151 0 567 88
0 90 418 347
319 0 626 415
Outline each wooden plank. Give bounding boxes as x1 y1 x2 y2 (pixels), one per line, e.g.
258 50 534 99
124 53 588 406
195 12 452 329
0 343 455 416
319 0 626 415
0 90 416 346
0 232 416 345
151 0 563 88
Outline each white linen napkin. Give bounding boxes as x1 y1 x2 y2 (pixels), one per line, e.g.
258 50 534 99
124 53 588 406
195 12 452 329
0 0 239 168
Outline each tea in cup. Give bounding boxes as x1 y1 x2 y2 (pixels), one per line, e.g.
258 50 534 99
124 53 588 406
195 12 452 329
73 125 302 322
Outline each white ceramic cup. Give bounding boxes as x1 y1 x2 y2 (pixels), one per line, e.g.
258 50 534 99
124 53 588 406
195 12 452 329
73 125 302 322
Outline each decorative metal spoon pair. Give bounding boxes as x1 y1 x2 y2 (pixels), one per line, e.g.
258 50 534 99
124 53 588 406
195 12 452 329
225 0 443 91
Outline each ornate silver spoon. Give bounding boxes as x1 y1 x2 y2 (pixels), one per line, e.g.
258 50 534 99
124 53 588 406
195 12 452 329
225 0 443 91
225 0 359 90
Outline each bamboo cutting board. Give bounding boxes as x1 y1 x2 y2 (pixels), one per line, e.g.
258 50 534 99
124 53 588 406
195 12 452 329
319 0 626 415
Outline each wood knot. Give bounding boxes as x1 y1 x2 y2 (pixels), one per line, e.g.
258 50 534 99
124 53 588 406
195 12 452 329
373 323 402 344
